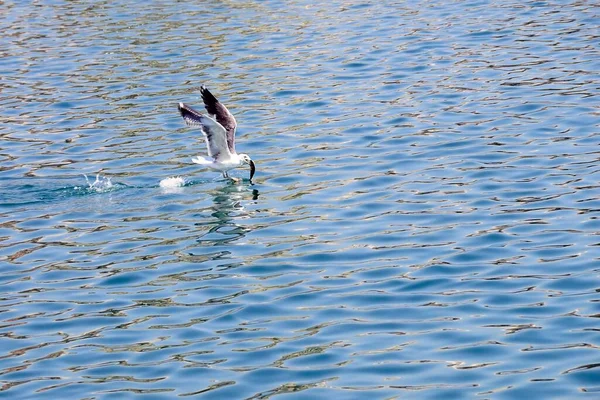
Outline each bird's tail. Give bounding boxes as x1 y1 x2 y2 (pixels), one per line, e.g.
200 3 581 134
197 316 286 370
191 156 212 165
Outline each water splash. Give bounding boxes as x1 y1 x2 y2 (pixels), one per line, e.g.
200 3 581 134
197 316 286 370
82 174 114 193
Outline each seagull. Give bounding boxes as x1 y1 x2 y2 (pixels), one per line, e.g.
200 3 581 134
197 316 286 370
178 86 255 180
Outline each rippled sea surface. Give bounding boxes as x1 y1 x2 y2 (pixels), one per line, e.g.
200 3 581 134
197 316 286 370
1 1 600 399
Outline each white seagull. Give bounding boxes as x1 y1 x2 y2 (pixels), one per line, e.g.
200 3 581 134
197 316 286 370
178 86 255 180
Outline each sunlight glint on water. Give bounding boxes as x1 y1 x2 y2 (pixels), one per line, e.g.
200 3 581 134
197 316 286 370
0 1 599 399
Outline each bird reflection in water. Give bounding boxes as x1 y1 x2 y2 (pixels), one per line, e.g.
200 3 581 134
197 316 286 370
196 179 259 246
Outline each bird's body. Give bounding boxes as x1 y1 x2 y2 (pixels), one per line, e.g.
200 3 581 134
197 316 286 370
178 86 255 180
190 153 246 175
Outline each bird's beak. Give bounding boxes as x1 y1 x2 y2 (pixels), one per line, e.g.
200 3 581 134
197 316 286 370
249 159 256 181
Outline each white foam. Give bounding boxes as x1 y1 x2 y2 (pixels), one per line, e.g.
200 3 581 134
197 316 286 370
160 176 186 192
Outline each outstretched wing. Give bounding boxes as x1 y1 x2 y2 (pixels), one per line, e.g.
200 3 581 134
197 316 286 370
178 102 232 161
201 86 237 153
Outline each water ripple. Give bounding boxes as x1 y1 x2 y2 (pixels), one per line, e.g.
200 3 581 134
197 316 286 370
1 0 600 399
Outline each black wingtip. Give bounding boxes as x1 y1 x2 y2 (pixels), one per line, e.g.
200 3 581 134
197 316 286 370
201 86 218 105
177 102 203 126
178 102 192 117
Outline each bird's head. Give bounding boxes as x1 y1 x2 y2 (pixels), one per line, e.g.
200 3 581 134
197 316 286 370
239 154 255 180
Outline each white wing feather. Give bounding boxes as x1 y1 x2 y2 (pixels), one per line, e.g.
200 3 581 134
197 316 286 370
178 103 232 161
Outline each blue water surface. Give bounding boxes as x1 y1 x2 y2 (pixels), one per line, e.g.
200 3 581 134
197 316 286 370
1 0 599 399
